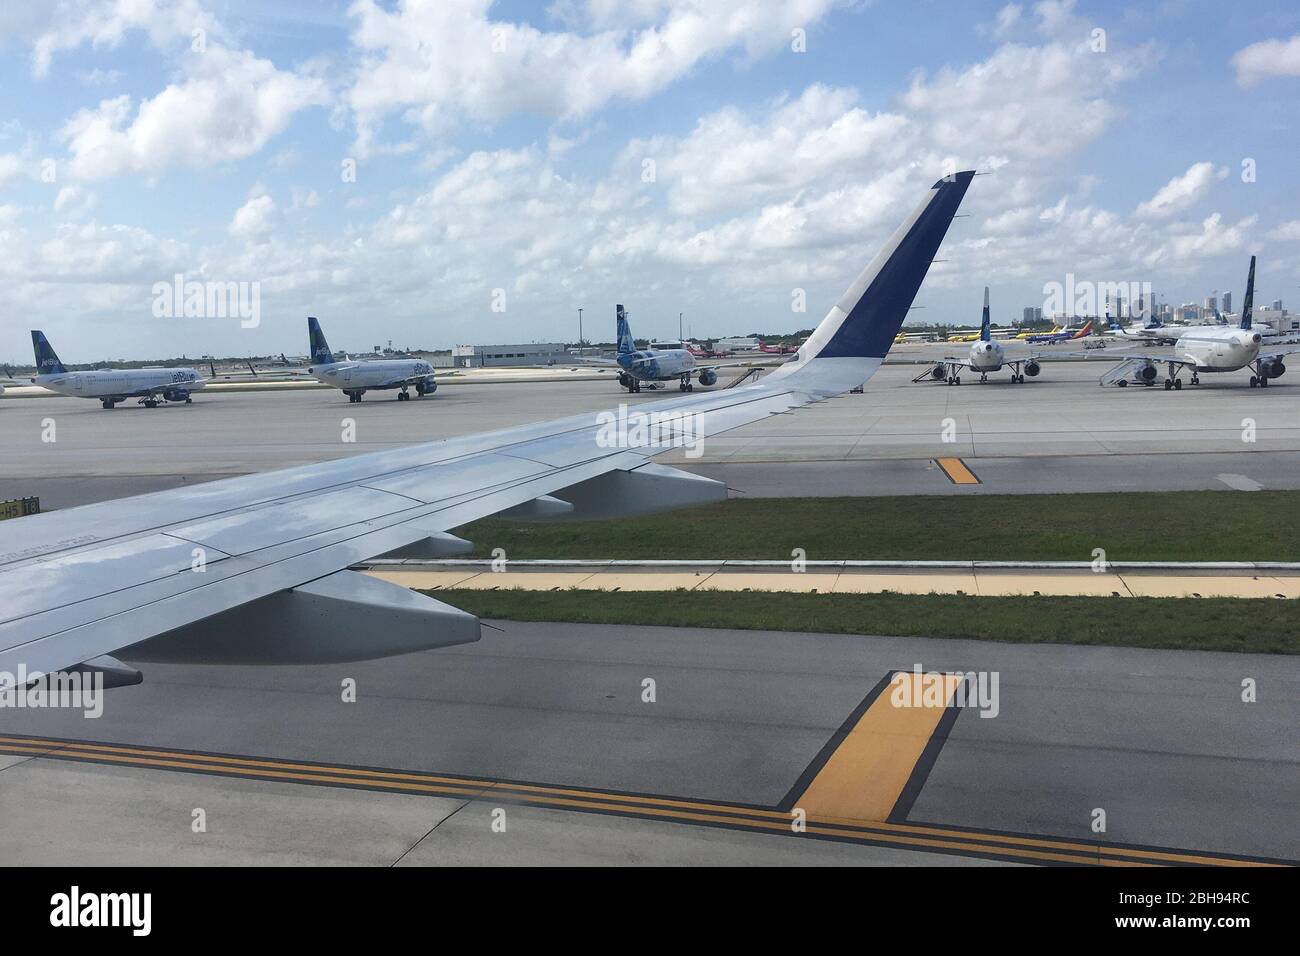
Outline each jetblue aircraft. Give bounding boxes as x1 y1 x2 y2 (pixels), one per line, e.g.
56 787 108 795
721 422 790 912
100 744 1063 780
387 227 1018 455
917 288 1043 384
1103 257 1299 389
306 317 438 402
28 331 204 409
597 305 742 392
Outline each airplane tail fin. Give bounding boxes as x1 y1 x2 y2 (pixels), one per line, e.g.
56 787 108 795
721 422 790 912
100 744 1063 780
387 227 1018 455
1240 255 1255 331
1077 319 1094 338
978 287 991 342
615 305 635 355
773 171 974 387
308 316 334 364
31 331 67 374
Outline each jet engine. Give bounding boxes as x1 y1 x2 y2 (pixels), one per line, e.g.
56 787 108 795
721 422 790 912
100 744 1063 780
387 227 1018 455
1134 363 1157 383
1261 358 1286 380
697 369 718 386
416 379 437 395
1024 360 1041 377
618 372 633 388
930 363 948 380
162 389 190 403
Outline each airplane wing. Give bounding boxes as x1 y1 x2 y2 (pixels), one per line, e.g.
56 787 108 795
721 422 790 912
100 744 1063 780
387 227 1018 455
0 171 975 683
144 377 208 394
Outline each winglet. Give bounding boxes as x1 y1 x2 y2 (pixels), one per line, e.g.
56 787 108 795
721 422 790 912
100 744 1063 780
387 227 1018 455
780 170 975 370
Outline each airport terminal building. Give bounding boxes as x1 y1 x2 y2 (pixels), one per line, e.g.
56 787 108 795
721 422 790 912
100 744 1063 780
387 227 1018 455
451 343 571 368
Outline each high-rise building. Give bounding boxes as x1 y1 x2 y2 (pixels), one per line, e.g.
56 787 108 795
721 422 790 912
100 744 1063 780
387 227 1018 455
1222 291 1232 314
1273 299 1284 311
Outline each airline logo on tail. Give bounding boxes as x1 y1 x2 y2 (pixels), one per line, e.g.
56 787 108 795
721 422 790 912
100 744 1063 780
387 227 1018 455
308 317 334 365
615 305 635 355
31 331 67 375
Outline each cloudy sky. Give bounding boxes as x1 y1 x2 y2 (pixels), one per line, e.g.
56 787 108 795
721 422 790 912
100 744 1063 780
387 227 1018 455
1 0 1298 362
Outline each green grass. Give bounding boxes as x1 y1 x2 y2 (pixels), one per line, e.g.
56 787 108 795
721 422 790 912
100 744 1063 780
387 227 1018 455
432 589 1300 655
452 490 1300 562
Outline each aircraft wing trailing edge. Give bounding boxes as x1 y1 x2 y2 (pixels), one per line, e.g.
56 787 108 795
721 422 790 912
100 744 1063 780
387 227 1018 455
0 171 974 681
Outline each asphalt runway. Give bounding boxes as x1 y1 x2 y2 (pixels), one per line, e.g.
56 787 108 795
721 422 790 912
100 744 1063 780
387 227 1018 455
3 362 1299 507
1 622 1293 865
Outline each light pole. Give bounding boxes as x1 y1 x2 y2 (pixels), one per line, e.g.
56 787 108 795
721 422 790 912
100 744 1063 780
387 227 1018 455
578 308 583 348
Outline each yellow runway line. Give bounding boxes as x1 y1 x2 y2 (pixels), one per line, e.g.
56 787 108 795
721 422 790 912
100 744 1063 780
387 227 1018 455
791 671 963 822
935 457 980 484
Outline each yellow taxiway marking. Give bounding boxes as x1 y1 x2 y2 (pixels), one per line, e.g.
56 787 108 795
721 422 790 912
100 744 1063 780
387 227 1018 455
935 456 981 484
791 672 963 822
0 734 1279 866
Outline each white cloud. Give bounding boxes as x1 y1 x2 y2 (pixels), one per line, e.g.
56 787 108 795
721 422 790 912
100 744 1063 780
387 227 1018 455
0 152 25 186
59 45 327 179
1135 162 1226 219
1267 220 1300 241
1231 34 1300 87
345 0 837 154
229 194 276 236
14 0 220 78
1143 214 1256 267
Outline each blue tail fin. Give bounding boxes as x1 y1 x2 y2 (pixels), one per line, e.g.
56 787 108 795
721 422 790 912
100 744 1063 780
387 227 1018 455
615 305 635 355
1240 256 1255 331
308 316 334 364
31 331 66 374
978 286 991 342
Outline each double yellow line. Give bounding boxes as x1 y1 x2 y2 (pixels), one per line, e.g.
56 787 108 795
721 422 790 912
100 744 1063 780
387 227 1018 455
0 733 1280 867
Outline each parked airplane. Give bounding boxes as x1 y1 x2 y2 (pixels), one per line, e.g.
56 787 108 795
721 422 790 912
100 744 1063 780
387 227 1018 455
914 288 1042 384
591 305 737 392
306 317 438 402
758 340 799 354
0 170 976 683
1102 256 1298 389
27 331 204 409
1025 319 1093 344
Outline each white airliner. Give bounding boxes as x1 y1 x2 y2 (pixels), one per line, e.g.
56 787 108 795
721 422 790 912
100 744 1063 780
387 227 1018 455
28 331 204 409
306 317 439 402
583 305 749 392
1103 257 1299 389
0 171 974 684
915 288 1043 384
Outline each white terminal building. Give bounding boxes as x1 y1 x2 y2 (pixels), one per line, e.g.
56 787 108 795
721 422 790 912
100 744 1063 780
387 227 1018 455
451 343 572 368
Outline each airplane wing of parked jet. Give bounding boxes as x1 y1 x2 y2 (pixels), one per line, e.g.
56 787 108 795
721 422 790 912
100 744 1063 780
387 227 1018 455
0 171 974 684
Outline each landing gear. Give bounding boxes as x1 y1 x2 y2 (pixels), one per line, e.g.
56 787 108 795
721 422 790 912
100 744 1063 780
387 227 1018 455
101 399 116 409
142 398 159 408
678 374 694 392
1164 378 1182 390
397 388 410 401
628 380 641 393
979 373 988 384
1190 374 1200 386
346 390 364 403
946 375 962 385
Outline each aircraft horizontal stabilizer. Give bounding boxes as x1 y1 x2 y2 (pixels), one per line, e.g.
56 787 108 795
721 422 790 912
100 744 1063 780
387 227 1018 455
123 570 480 665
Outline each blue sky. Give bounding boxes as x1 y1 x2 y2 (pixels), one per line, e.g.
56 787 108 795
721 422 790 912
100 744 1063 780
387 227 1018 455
1 0 1299 362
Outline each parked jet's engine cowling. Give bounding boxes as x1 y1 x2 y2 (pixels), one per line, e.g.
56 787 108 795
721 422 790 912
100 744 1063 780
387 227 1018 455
1024 360 1041 377
618 372 633 388
162 389 189 403
697 369 718 386
930 363 947 380
1262 358 1286 379
1135 363 1157 383
416 379 437 395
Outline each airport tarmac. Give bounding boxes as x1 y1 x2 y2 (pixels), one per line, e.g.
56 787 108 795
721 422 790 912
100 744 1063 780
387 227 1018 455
0 622 1293 865
2 362 1298 507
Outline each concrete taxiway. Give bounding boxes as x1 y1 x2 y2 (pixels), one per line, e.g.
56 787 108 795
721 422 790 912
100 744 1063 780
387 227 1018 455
0 622 1294 865
2 363 1298 508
